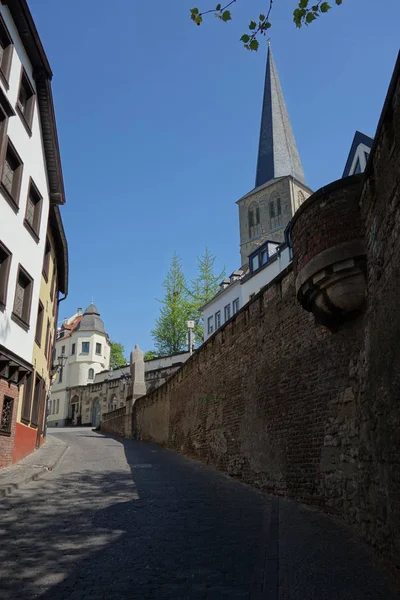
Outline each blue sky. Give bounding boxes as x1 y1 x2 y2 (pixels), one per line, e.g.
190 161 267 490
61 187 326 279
30 0 400 355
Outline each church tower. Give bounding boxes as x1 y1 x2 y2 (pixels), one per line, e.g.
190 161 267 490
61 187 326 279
237 44 313 265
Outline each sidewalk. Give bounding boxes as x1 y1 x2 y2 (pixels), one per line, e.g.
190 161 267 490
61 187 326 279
0 434 68 499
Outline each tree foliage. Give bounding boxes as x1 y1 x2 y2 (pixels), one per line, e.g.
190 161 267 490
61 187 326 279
144 350 158 361
188 248 225 344
109 342 127 370
190 0 344 51
151 253 192 356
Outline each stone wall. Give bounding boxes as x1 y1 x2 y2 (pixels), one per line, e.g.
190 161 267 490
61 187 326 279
0 381 19 469
134 56 400 580
100 406 130 438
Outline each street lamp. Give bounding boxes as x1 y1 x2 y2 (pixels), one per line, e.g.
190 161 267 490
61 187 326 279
187 320 195 354
57 354 67 370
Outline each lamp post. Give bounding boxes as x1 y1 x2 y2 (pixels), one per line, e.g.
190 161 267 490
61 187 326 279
187 320 195 354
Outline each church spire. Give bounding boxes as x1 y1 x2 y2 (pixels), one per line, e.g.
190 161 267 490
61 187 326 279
255 44 305 188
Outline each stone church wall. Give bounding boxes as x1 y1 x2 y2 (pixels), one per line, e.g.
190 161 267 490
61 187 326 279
134 57 400 581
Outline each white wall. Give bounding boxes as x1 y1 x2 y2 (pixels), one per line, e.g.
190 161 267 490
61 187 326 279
202 247 291 341
0 5 51 363
202 280 242 341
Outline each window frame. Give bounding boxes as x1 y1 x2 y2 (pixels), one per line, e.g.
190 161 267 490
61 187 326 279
12 264 33 330
31 374 43 427
16 67 35 135
81 341 90 354
95 342 102 355
224 304 231 322
207 316 214 335
88 368 94 380
215 311 221 330
42 237 51 281
23 178 43 242
71 343 76 356
0 240 12 309
35 301 44 346
0 137 23 211
232 298 240 315
0 14 13 89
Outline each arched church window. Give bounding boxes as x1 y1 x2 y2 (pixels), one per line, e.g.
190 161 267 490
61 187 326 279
248 202 260 239
297 191 305 211
88 368 94 380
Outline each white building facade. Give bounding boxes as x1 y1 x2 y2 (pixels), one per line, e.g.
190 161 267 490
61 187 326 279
49 304 110 427
0 1 67 467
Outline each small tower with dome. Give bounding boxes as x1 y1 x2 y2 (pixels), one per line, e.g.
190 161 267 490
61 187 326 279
48 303 111 427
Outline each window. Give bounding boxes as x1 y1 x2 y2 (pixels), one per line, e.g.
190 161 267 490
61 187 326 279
215 311 221 330
42 237 51 281
21 372 33 423
251 254 259 272
269 201 276 219
95 343 102 355
0 15 13 87
0 240 11 308
31 375 42 427
297 190 305 211
261 249 268 265
224 304 231 322
71 343 76 355
50 257 56 300
16 69 35 133
232 298 240 315
277 198 281 216
58 368 63 383
82 342 90 353
0 396 13 436
1 139 23 208
207 316 214 335
35 302 44 345
61 345 65 355
24 179 42 241
45 320 50 359
56 398 59 414
12 265 33 328
88 368 94 380
248 202 261 239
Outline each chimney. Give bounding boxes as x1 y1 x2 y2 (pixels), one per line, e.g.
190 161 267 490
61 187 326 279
77 307 82 316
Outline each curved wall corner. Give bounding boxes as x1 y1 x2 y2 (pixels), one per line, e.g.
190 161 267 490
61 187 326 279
291 175 366 329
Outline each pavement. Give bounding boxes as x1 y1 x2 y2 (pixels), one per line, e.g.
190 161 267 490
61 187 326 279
0 434 68 498
0 427 397 599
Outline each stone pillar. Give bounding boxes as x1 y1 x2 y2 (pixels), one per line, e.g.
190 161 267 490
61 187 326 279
130 344 146 400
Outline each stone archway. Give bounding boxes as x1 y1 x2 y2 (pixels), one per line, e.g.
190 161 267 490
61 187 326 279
92 398 101 428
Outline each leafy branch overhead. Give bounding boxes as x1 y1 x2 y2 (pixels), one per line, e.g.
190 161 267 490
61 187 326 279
190 0 344 51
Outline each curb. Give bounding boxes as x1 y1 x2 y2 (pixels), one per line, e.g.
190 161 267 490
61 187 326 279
0 440 69 499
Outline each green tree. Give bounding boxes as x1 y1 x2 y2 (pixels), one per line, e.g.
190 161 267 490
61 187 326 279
144 350 158 361
189 248 225 344
190 0 343 51
151 253 192 356
109 342 127 369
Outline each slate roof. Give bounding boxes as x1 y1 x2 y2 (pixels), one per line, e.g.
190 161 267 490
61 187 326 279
76 303 105 333
255 46 305 187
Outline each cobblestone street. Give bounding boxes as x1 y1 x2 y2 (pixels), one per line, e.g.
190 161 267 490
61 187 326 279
0 429 396 599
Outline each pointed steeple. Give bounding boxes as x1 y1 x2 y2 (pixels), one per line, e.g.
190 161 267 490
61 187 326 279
255 44 305 187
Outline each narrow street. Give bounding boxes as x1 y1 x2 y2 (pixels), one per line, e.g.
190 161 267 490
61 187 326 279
0 429 396 600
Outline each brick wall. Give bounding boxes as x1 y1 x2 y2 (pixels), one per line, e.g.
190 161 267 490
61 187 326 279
134 57 400 580
0 380 19 469
101 406 130 438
